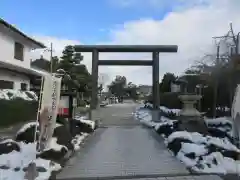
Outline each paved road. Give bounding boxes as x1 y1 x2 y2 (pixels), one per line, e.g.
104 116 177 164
57 102 222 180
94 102 139 127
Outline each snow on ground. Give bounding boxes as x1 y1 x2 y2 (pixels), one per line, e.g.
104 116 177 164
71 133 88 151
75 116 96 129
134 107 157 127
160 106 181 115
45 137 68 152
135 104 240 175
0 89 38 101
216 106 230 111
0 136 88 180
16 122 38 136
144 102 181 115
205 117 233 137
0 117 96 180
106 103 136 107
205 117 232 126
0 142 61 180
205 117 232 129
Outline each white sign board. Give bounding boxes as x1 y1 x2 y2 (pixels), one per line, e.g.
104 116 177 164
58 96 69 116
38 75 62 151
171 83 181 93
232 84 240 142
73 97 77 107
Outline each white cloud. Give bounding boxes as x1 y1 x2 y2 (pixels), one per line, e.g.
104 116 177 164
32 0 240 87
108 0 210 10
31 35 92 71
31 35 80 58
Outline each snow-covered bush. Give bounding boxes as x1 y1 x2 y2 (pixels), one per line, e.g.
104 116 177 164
144 101 180 119
0 140 61 180
160 110 178 120
0 139 20 155
15 122 37 143
205 108 231 118
167 131 240 173
37 125 74 165
70 118 94 136
205 117 233 134
0 89 38 101
0 116 97 179
155 120 179 137
143 102 154 110
205 117 234 142
136 104 240 174
15 117 96 164
160 106 181 116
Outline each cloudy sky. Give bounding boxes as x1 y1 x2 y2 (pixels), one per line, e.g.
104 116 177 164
1 0 240 86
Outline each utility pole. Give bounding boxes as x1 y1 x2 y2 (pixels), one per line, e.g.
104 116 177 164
42 42 53 73
50 42 53 73
196 85 202 112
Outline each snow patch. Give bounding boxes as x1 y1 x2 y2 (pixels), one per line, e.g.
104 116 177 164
0 89 38 101
45 137 67 152
16 122 38 136
0 142 61 180
160 106 181 115
71 133 88 151
75 116 95 130
135 104 240 175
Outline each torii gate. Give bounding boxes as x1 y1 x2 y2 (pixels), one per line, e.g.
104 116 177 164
74 45 178 121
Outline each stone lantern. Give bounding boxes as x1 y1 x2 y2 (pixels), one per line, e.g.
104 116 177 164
176 75 207 134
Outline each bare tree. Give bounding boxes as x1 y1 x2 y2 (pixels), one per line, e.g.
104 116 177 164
215 23 240 112
192 24 237 117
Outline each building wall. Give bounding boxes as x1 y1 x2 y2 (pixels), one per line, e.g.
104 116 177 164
138 85 152 95
0 69 30 90
171 83 181 93
0 24 36 69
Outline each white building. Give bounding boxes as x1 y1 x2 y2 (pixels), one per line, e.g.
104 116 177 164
137 85 152 96
0 18 47 90
170 82 181 93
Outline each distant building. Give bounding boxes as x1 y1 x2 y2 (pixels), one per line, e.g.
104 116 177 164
137 85 152 96
170 82 181 93
0 18 48 90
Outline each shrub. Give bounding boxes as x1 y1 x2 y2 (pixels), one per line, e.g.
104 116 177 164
78 99 87 107
0 99 38 127
160 92 182 109
161 110 178 119
76 106 90 115
147 92 182 109
205 108 231 118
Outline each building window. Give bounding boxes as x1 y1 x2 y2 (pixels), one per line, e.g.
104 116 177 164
21 83 27 91
0 80 14 89
14 42 24 61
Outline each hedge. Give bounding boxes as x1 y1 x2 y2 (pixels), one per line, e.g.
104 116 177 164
147 92 182 109
0 98 38 127
160 92 182 109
